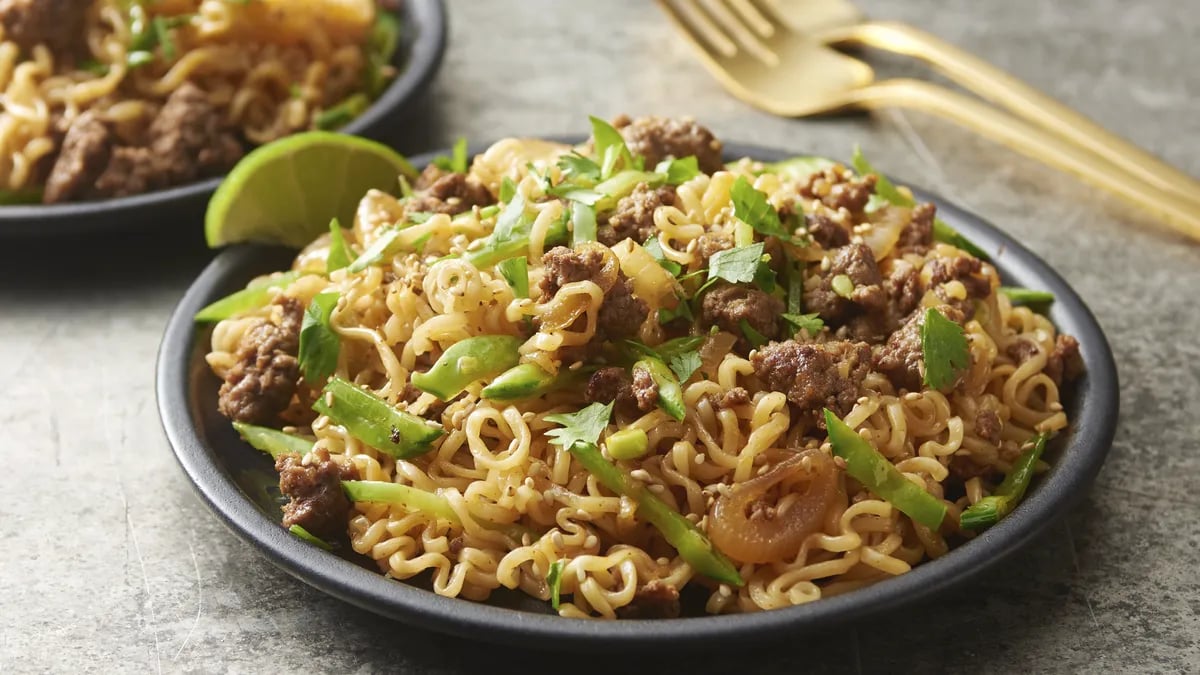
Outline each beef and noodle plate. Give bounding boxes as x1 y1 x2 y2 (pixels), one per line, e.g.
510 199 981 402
199 115 1081 619
0 0 401 204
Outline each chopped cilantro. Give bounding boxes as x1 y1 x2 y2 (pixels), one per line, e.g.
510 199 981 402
920 307 969 391
730 176 791 240
658 296 694 325
707 242 765 285
782 312 824 335
644 236 682 276
557 152 602 183
545 402 614 450
298 292 341 385
667 350 702 382
655 156 701 185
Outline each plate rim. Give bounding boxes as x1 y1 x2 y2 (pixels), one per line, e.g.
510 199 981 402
0 0 448 237
156 141 1120 650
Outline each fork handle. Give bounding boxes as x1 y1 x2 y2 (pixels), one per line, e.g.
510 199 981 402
820 21 1200 208
843 79 1200 241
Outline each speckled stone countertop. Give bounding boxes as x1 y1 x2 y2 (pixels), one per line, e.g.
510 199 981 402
2 1 1197 672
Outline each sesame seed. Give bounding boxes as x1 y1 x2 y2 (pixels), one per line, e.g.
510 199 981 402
647 484 666 494
630 469 652 482
718 584 732 597
584 535 599 549
656 557 671 566
695 453 707 465
324 392 335 407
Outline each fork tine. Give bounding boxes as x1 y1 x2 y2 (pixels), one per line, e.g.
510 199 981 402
660 0 739 59
698 0 778 64
725 0 776 39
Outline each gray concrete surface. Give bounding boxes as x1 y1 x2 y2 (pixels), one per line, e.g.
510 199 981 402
2 1 1198 672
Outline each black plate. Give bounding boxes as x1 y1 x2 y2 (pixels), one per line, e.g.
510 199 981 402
0 0 447 238
156 142 1119 650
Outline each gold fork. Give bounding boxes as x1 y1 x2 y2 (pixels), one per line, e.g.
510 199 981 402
658 0 1200 240
764 0 1200 208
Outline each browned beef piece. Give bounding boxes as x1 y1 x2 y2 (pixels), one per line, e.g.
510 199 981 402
751 339 872 417
708 386 750 410
897 203 936 252
616 580 681 619
927 255 991 299
1006 338 1039 365
948 454 998 481
408 164 493 216
539 246 648 342
805 243 886 322
218 297 304 424
1045 334 1082 386
695 232 732 262
148 82 244 184
0 0 89 55
805 212 850 249
42 112 112 204
799 168 877 215
975 409 1002 444
875 305 964 393
630 365 659 412
616 115 724 174
92 146 162 199
838 260 923 343
276 448 359 540
584 367 640 419
701 282 784 347
598 183 675 246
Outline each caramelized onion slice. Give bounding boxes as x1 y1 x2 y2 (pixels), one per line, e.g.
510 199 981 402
708 450 839 564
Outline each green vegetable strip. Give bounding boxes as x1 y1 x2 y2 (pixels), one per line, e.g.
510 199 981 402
232 422 315 459
999 286 1055 305
366 11 401 96
546 559 566 610
605 428 649 460
634 357 685 421
850 147 989 260
593 170 664 211
568 441 743 586
496 257 530 298
824 409 948 529
288 524 333 550
313 377 443 459
480 363 558 401
0 188 42 205
194 271 300 322
571 202 597 245
315 93 370 130
960 433 1050 530
739 319 768 348
410 336 524 400
464 210 569 268
326 219 354 273
343 480 460 523
786 261 804 315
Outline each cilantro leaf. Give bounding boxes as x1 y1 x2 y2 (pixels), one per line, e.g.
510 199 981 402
571 202 597 245
548 185 604 206
707 242 765 284
658 297 694 325
433 137 469 173
785 261 803 315
644 236 682 276
496 257 529 298
557 152 602 183
326 218 353 274
544 402 613 449
920 307 969 391
546 559 565 610
667 350 702 382
1000 286 1055 306
655 156 700 185
850 146 988 260
299 292 341 385
782 312 824 335
589 116 636 179
753 257 777 293
731 176 791 240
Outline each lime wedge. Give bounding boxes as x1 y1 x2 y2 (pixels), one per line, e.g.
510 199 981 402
205 131 417 248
